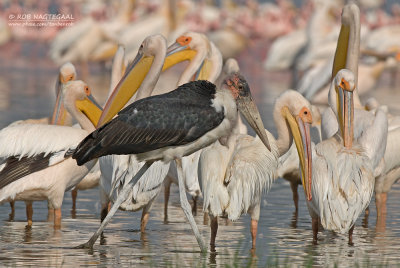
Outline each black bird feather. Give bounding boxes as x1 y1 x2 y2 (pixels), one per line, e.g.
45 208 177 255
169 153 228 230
73 80 225 165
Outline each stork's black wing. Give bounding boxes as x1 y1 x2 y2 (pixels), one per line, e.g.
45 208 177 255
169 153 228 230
73 80 225 165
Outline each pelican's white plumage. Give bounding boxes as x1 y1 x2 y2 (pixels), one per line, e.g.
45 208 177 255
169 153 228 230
199 89 316 250
163 32 224 221
200 133 278 221
308 135 374 232
0 123 87 160
277 105 321 212
0 80 100 228
100 155 169 213
305 69 384 244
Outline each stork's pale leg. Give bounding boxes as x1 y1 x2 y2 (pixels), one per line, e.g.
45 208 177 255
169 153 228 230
250 219 258 249
25 201 33 228
312 217 318 245
348 225 354 246
54 208 62 229
76 162 153 249
71 189 78 211
210 216 218 252
9 201 15 221
164 178 172 223
375 192 387 216
290 181 299 213
175 159 207 252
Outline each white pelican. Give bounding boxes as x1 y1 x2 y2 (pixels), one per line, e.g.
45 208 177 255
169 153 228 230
5 62 76 219
72 73 271 252
97 35 171 233
163 32 224 221
9 62 76 127
277 105 321 213
303 69 381 245
0 81 102 229
199 88 319 250
263 29 307 72
93 34 214 237
70 46 127 211
363 100 400 228
166 31 223 87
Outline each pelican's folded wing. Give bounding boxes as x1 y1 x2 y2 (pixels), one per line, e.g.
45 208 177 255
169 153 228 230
0 123 88 189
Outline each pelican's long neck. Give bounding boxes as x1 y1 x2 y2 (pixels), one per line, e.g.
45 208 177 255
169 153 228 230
177 46 208 86
207 42 223 83
134 46 167 101
328 81 338 116
273 106 293 157
333 4 362 109
344 9 362 109
107 47 125 100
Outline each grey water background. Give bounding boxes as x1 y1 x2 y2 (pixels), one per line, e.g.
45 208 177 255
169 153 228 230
0 42 399 267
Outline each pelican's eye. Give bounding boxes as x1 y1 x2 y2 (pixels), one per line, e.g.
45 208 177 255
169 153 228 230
84 86 90 95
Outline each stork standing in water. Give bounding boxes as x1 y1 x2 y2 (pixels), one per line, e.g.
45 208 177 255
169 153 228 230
73 73 271 252
163 31 223 222
0 81 103 229
96 33 222 234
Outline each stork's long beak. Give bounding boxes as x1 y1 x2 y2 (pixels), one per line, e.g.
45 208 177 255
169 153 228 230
76 94 103 126
282 107 313 201
236 92 271 151
97 50 154 127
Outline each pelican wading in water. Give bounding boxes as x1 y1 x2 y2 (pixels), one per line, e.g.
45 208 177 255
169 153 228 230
72 73 271 252
320 3 389 228
300 70 380 245
5 62 76 221
277 105 321 214
71 46 127 212
0 81 102 229
199 89 321 250
163 31 223 221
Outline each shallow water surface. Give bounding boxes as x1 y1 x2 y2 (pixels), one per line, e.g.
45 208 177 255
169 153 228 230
0 50 400 267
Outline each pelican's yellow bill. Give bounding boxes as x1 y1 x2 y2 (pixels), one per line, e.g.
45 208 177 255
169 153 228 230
76 96 103 127
162 49 197 71
98 56 154 127
197 59 213 80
